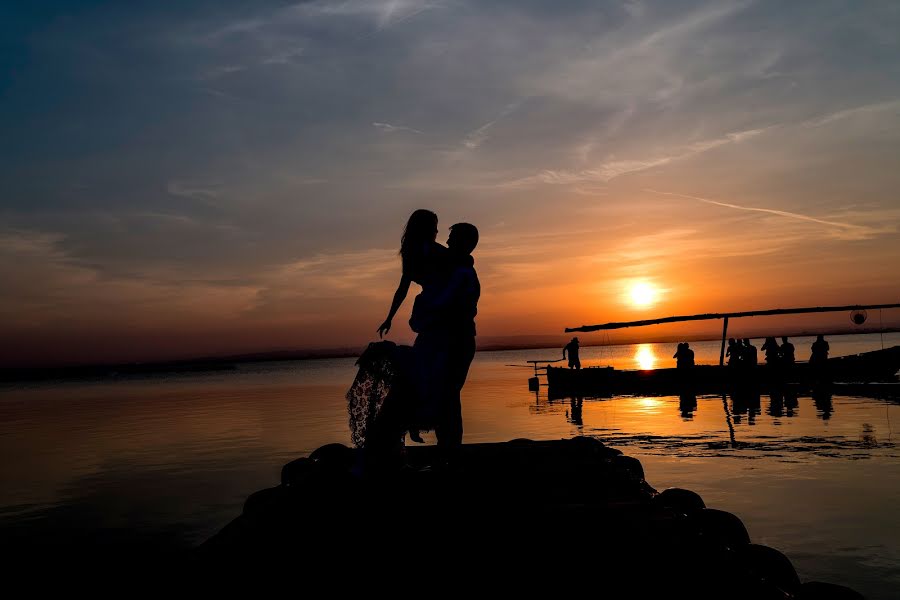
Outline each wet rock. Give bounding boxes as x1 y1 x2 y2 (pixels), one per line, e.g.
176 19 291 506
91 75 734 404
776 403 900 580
796 582 865 600
688 508 751 549
737 543 801 595
654 487 706 514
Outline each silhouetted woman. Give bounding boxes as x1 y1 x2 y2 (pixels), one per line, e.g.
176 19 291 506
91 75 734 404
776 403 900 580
377 209 448 338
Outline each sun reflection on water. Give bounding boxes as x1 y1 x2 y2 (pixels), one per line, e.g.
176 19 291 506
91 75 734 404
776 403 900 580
634 344 657 370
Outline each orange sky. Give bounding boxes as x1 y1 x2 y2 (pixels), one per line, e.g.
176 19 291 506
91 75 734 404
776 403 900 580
2 2 900 366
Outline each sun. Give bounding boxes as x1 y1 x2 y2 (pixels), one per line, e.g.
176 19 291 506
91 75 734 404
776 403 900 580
629 282 658 308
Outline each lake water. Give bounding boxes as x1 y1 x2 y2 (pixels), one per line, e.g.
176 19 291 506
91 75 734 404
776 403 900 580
1 333 899 597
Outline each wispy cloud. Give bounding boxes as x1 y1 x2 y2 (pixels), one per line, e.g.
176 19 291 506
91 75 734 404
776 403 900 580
463 101 523 149
167 181 220 201
802 99 900 128
373 122 423 134
645 190 896 241
502 127 768 188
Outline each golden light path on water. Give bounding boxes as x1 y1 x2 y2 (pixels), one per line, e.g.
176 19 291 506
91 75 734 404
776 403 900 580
634 343 657 370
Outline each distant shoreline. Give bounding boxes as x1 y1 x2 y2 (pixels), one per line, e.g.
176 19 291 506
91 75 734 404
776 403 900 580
2 327 897 383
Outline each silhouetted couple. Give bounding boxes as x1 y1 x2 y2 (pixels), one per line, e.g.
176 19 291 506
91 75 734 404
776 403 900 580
347 209 480 471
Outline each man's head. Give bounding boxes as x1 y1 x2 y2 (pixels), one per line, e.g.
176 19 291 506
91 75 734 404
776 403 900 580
448 222 479 255
782 336 789 344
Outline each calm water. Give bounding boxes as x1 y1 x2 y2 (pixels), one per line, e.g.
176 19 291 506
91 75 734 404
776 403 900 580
2 334 899 597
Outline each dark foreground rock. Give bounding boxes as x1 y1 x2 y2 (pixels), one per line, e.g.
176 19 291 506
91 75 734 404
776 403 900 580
199 437 864 599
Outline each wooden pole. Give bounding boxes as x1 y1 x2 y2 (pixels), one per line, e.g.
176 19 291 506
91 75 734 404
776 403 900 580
719 316 729 367
565 302 900 333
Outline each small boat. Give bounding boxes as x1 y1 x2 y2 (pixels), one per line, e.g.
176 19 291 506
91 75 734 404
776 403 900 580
543 302 900 398
545 345 900 397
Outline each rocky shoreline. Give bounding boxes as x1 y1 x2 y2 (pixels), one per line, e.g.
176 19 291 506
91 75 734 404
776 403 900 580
200 437 865 598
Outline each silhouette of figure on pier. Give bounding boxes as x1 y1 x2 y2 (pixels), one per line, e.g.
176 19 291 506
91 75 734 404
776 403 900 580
742 339 758 367
810 335 829 364
779 337 795 365
726 338 739 367
673 342 694 368
761 337 780 365
563 337 581 370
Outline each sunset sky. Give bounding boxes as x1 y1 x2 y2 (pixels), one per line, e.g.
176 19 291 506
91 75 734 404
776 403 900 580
3 1 900 366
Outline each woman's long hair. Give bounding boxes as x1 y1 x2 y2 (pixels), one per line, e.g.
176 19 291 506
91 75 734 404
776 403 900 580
399 209 437 278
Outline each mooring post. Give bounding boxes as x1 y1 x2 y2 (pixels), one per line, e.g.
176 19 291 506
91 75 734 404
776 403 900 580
719 316 729 366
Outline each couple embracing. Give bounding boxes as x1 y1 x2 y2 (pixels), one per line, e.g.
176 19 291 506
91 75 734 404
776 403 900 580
349 209 479 468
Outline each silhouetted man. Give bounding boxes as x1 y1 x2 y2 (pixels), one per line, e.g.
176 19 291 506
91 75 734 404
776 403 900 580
780 337 795 365
742 339 758 367
810 335 829 365
431 223 480 455
563 337 581 369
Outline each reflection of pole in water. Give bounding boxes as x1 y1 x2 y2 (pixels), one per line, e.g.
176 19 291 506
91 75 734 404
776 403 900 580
722 393 736 448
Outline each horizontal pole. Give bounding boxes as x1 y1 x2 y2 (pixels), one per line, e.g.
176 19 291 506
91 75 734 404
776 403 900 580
565 303 900 333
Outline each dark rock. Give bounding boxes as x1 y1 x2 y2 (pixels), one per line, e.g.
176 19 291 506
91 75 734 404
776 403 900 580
308 443 355 471
737 543 801 594
655 487 706 514
796 582 865 600
281 457 314 486
242 486 283 516
689 508 751 549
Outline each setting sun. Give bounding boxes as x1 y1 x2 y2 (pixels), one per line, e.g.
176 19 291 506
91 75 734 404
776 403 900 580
629 282 659 308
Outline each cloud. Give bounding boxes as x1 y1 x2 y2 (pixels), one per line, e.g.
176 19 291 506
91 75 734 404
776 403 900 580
645 190 896 241
502 127 768 188
167 181 220 201
462 102 523 149
802 99 900 128
373 122 423 134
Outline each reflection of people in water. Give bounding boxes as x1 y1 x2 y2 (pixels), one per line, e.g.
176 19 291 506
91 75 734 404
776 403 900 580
779 337 795 365
813 387 833 420
768 390 784 417
567 396 584 427
673 342 695 368
563 337 581 370
731 389 761 425
679 393 697 420
784 388 798 417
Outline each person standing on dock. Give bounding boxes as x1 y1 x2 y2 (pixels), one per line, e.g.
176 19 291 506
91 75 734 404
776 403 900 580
779 337 795 365
563 337 581 370
742 339 758 367
673 342 694 368
810 335 829 365
726 338 740 367
761 337 780 365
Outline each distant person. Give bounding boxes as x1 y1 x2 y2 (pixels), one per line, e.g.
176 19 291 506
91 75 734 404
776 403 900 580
742 339 758 367
810 335 829 365
779 336 795 365
673 342 694 368
563 337 581 370
761 337 780 365
726 338 739 367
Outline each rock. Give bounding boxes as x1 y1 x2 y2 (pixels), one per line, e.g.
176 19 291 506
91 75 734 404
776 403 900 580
737 543 801 595
654 487 706 514
796 582 865 600
689 508 751 549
